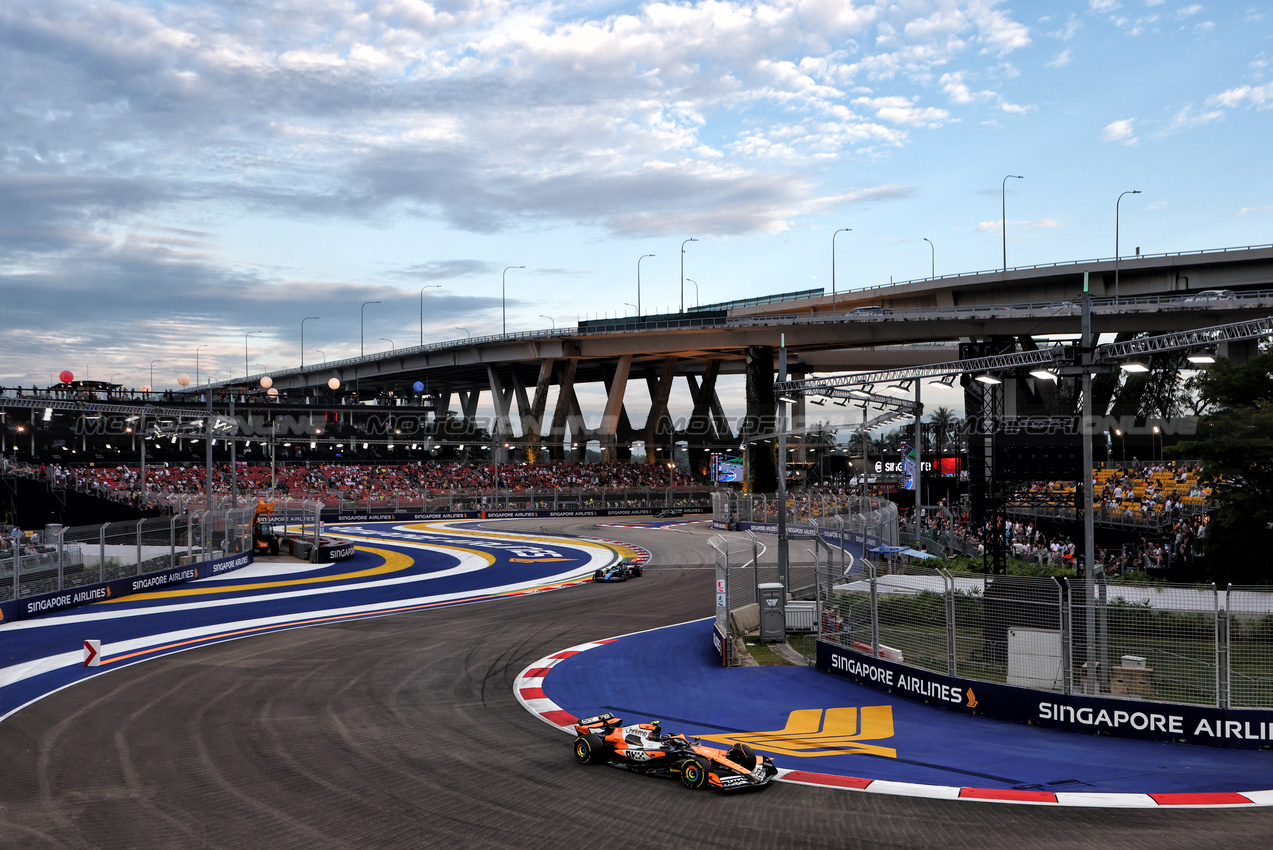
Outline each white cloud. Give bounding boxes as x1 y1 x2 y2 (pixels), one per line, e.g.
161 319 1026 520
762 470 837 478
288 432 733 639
1159 105 1226 134
853 95 951 127
1101 118 1138 143
1089 0 1120 11
1208 82 1273 109
1175 4 1203 19
1046 47 1072 67
1237 205 1273 216
975 217 1061 233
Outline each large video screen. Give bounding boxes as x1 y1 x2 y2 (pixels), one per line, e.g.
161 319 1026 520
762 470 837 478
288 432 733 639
712 455 745 484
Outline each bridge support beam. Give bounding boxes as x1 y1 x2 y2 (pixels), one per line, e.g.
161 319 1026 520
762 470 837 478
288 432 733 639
644 357 678 465
549 359 581 462
686 360 723 479
522 360 554 463
743 345 777 493
487 365 512 463
599 355 633 462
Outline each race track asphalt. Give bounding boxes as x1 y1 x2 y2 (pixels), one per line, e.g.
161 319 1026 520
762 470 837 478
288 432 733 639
0 517 1269 849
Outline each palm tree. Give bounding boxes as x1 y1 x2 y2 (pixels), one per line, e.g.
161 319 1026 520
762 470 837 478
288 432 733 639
929 406 957 452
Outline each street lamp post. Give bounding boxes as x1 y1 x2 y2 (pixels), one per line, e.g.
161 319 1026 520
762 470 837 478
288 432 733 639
244 330 261 379
1002 174 1024 272
680 238 697 313
501 266 524 335
314 349 325 364
419 285 440 346
195 344 207 387
381 338 395 353
300 316 319 368
686 278 699 308
539 314 555 329
149 359 163 391
624 302 637 316
360 301 381 356
923 237 935 279
456 327 471 338
636 254 654 316
1115 190 1142 303
832 228 851 313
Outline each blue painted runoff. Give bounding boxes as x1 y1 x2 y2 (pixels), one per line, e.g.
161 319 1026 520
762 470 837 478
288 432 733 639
542 619 1273 795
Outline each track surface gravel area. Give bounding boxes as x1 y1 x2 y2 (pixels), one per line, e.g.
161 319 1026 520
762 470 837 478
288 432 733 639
0 518 1269 848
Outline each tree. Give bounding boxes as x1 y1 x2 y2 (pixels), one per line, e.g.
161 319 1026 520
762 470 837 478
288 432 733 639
929 406 957 451
1168 351 1273 584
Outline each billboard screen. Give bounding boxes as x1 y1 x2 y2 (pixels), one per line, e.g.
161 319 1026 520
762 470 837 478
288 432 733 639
711 455 745 484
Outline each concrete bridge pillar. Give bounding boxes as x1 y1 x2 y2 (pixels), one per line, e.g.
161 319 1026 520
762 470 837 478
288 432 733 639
644 357 678 465
742 345 777 493
522 360 554 463
599 355 633 462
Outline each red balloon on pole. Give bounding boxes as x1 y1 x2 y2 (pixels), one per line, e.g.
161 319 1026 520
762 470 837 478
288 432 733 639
59 370 74 384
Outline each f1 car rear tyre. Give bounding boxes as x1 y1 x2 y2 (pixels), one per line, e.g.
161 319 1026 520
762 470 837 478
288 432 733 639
629 564 642 577
679 756 710 790
573 733 605 765
726 743 757 771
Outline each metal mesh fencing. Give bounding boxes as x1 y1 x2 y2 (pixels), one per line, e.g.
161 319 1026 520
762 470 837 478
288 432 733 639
960 574 1066 690
713 491 899 548
811 564 1273 709
1070 581 1219 706
0 506 254 604
1227 587 1273 708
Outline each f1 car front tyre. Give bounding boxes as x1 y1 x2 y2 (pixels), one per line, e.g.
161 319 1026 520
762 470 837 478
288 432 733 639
678 756 710 790
573 733 605 765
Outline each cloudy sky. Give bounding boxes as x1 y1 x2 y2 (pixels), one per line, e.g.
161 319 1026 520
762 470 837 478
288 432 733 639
1 0 1270 400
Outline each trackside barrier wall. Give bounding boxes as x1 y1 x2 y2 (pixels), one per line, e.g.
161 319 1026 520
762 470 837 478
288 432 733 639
0 550 254 623
1 506 254 607
813 562 1273 747
816 640 1273 749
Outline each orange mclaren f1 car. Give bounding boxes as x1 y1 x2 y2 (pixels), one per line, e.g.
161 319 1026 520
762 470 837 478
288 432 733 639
571 713 777 791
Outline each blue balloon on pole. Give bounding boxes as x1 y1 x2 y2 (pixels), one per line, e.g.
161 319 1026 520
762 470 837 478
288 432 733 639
413 381 425 393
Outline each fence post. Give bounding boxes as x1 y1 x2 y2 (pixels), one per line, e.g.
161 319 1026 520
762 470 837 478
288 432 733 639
11 537 18 601
869 563 880 659
57 529 64 591
750 533 759 604
943 568 956 676
136 518 145 575
99 522 108 583
1056 577 1072 695
1217 584 1228 709
169 514 177 567
837 516 846 575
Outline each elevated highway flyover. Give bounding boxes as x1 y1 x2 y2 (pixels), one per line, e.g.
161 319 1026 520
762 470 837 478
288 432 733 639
215 245 1272 465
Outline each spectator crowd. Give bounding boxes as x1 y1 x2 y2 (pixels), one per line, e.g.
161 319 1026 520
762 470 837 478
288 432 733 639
21 460 700 507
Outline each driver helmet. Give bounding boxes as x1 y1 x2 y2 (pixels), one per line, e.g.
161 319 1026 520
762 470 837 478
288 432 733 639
649 720 662 738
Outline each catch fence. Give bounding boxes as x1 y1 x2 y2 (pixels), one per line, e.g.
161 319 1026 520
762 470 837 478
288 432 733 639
0 501 266 604
815 561 1273 709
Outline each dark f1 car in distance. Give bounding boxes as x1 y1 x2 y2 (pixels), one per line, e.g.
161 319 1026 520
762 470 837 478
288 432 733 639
572 713 777 791
592 562 642 582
